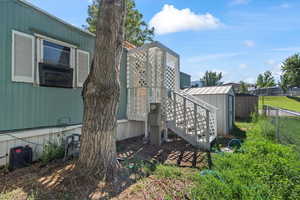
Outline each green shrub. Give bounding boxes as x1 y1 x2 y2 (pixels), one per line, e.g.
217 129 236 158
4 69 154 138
190 118 300 200
40 142 64 165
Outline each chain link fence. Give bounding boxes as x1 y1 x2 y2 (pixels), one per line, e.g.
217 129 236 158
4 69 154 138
263 105 300 156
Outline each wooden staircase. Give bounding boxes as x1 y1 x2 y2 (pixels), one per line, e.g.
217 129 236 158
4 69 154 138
165 90 218 150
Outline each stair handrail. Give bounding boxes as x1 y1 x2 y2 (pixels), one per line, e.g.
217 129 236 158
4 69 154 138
173 90 218 113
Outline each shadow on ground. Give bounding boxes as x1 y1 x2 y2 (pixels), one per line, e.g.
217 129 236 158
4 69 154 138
0 135 208 200
287 95 300 102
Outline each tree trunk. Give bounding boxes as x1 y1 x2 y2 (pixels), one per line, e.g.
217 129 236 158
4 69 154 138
78 0 126 181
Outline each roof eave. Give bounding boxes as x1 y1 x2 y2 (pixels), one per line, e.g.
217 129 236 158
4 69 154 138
18 0 96 37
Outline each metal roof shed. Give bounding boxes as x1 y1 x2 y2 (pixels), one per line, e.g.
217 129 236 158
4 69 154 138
184 86 235 136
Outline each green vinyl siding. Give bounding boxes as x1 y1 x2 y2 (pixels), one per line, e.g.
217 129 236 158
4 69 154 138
180 72 191 89
0 0 127 131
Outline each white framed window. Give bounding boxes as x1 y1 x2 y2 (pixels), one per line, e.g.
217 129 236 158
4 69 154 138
12 30 35 83
35 34 76 88
77 50 90 87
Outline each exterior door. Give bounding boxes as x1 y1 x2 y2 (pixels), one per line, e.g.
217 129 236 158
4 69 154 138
228 95 234 130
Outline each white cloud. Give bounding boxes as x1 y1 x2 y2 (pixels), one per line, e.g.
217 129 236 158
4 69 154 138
239 64 248 69
265 59 276 65
230 0 250 6
279 3 291 8
265 59 282 80
149 4 222 35
243 40 255 47
187 52 243 63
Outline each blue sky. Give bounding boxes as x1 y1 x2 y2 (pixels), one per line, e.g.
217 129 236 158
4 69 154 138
27 0 300 83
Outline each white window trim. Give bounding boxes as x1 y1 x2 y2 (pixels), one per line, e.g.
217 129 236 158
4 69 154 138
12 30 35 83
77 49 90 87
37 36 77 88
34 33 77 49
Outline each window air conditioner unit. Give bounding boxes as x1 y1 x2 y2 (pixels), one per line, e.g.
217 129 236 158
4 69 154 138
39 63 73 88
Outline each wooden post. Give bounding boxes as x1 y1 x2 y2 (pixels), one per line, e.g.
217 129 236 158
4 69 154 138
206 110 210 143
173 93 177 124
164 126 169 142
183 98 187 134
144 116 149 140
148 103 162 146
194 104 197 137
276 109 280 142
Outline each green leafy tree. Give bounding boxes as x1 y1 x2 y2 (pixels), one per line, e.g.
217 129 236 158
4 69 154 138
256 71 276 88
201 71 223 86
281 53 300 90
86 0 154 46
239 81 248 93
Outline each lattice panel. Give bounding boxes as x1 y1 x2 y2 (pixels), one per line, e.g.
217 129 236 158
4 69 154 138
164 66 176 90
127 88 148 120
127 43 180 122
148 47 157 88
127 50 148 88
156 49 164 88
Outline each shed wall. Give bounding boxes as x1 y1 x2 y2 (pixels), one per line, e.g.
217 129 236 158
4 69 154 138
0 0 128 132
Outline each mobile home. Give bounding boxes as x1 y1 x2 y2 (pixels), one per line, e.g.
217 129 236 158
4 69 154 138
0 0 217 167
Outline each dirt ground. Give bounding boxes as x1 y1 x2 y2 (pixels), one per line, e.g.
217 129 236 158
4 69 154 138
0 136 209 200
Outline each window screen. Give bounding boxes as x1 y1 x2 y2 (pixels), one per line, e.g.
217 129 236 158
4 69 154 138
12 31 34 83
43 40 70 67
77 50 90 87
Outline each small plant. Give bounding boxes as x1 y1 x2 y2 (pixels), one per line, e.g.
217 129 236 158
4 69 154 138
154 165 183 179
27 190 39 200
250 111 259 123
122 158 157 179
40 141 64 165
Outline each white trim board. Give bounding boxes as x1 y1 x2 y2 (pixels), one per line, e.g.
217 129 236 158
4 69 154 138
35 33 77 49
0 125 82 143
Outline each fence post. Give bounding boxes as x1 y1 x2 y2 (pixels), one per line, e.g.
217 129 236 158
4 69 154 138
276 109 280 142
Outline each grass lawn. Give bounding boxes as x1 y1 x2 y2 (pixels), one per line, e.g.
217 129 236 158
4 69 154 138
278 117 300 155
259 96 300 112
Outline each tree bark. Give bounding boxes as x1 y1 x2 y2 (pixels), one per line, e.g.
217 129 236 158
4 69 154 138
78 0 126 181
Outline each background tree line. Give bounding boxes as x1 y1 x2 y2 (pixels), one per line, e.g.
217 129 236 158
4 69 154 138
256 53 300 91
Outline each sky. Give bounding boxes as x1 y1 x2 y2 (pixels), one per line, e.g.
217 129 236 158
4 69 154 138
27 0 300 83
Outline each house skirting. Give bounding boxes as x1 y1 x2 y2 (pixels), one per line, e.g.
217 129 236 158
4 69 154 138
0 120 144 167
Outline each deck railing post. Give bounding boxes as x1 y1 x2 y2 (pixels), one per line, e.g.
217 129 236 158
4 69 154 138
206 109 210 143
183 98 187 134
173 92 177 124
194 104 197 138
